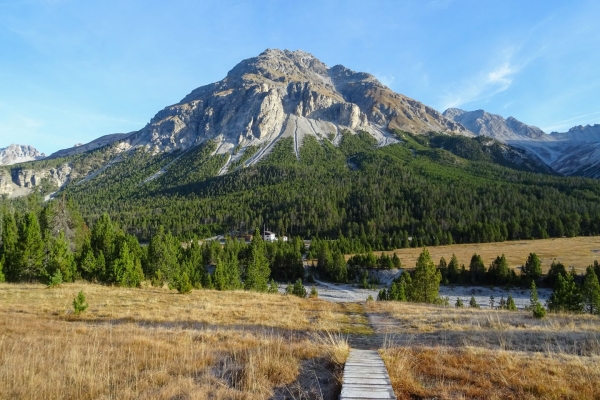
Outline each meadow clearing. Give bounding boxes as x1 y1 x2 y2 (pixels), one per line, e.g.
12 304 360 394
370 236 600 273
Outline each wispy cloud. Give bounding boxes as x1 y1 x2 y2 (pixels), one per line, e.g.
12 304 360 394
542 110 600 132
440 61 518 110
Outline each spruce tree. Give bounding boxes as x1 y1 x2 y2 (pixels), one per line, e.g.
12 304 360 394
522 253 542 287
547 272 583 313
469 253 486 284
244 229 270 292
73 291 89 315
530 281 546 318
469 295 479 308
1 211 18 282
46 231 76 283
410 248 441 303
488 254 510 286
213 259 228 290
582 266 600 315
447 253 460 284
113 242 144 288
546 260 567 288
147 226 181 285
506 293 517 311
17 212 45 282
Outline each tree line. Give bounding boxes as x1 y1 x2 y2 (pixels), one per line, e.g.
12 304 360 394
375 248 600 315
0 198 305 292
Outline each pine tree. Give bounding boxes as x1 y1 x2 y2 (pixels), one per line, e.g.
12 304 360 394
546 260 567 288
455 297 464 308
392 253 401 268
522 253 542 287
244 229 270 292
113 242 144 288
438 256 448 284
488 254 511 286
90 213 116 266
0 256 4 282
147 226 181 285
213 259 228 290
410 248 441 303
291 278 307 298
17 212 45 282
79 247 98 282
582 266 600 315
530 281 546 318
469 253 486 284
268 279 279 294
72 290 89 315
506 293 517 310
469 295 479 308
547 272 583 313
1 211 18 282
174 272 193 294
447 253 460 284
46 231 76 283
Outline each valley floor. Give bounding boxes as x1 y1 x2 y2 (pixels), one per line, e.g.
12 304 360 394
1 283 599 399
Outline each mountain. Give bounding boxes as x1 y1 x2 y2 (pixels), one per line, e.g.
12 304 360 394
46 133 131 159
119 49 468 166
0 49 473 198
443 108 545 141
2 49 600 245
443 109 600 179
0 144 45 166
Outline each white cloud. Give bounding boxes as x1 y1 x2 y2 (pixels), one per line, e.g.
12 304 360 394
440 61 518 110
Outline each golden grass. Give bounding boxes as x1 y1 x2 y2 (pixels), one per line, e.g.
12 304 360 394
0 283 352 400
369 301 600 399
381 346 600 400
354 236 600 273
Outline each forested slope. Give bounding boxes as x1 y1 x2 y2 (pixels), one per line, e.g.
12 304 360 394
59 131 600 246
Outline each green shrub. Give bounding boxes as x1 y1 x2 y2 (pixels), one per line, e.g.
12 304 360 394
310 286 318 298
455 297 464 308
48 270 63 288
73 291 89 315
291 278 307 298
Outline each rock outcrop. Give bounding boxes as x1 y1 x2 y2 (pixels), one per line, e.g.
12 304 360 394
0 144 45 166
125 49 469 161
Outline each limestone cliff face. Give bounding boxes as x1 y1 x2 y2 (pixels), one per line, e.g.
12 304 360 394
0 144 45 166
0 164 72 197
126 49 468 158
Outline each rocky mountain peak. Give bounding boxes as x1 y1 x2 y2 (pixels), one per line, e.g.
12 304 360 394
443 108 545 140
0 144 46 166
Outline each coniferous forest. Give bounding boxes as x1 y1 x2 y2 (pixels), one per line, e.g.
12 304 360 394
2 130 600 313
42 130 600 247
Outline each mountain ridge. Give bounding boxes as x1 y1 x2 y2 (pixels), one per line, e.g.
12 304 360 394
443 108 600 178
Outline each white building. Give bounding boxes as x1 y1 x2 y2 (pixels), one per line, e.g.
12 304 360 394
263 230 276 242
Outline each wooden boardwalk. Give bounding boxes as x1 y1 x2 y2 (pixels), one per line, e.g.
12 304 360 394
340 349 397 399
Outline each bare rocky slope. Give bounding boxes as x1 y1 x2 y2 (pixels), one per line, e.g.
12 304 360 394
443 109 600 179
0 144 45 166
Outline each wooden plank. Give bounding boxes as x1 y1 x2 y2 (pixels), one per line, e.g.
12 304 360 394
340 349 397 400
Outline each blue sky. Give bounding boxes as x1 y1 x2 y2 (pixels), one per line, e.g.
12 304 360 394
1 0 599 154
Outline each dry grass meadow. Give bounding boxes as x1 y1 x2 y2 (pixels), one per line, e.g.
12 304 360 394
370 236 600 273
368 301 600 399
3 282 600 399
0 283 351 400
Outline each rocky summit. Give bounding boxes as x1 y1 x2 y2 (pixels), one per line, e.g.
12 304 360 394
123 49 468 166
0 144 45 166
444 109 600 179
